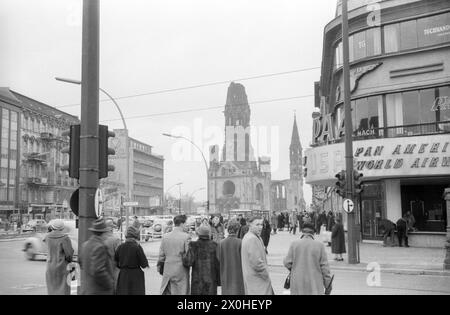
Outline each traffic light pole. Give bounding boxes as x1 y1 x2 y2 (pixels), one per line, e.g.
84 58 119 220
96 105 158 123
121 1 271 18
342 0 359 264
79 0 100 293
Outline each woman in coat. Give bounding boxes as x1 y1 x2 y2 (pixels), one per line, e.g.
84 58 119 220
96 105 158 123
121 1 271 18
45 219 74 295
184 226 220 295
115 226 149 295
331 217 346 261
260 216 271 253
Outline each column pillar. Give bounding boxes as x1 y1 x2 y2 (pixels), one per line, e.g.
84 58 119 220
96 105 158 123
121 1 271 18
444 188 450 270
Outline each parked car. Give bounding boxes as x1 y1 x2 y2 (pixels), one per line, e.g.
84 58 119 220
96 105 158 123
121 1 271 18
141 218 173 241
22 219 48 233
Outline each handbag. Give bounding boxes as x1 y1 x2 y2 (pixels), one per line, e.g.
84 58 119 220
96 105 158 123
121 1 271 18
157 261 164 276
283 272 291 290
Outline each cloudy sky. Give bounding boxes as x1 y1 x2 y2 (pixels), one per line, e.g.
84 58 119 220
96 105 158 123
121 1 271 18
0 0 338 205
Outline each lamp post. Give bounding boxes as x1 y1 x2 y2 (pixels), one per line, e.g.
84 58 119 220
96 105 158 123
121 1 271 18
189 187 205 214
166 182 183 214
444 188 450 270
163 133 210 214
55 77 132 232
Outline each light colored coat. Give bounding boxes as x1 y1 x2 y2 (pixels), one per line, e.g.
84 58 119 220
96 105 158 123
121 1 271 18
158 226 191 295
241 231 273 295
283 234 332 295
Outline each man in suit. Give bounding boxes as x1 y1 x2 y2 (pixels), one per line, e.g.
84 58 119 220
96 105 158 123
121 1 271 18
241 216 273 295
158 215 191 295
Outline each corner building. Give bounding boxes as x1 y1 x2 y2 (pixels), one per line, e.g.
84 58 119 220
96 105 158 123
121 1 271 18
305 0 450 247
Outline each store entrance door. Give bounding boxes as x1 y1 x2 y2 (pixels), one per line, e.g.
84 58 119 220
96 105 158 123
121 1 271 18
360 182 385 240
362 199 384 240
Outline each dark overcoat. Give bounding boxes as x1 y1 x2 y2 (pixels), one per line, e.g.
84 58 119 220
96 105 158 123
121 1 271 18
331 223 346 254
45 230 74 295
216 235 245 295
80 235 114 295
260 219 271 247
115 238 148 295
184 236 220 295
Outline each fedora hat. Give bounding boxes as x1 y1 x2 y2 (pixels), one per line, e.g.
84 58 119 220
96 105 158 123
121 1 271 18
50 219 65 231
88 218 110 233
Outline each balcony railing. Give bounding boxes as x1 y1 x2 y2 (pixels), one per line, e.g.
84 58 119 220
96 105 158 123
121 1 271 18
353 121 450 141
311 121 450 147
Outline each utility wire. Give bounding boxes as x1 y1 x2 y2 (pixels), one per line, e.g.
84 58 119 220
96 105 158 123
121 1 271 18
55 66 321 109
100 95 314 123
99 75 450 123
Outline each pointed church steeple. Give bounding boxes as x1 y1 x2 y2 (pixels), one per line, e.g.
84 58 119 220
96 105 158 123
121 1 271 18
290 114 303 180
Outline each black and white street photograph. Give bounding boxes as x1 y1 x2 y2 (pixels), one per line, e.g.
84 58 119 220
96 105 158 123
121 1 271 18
0 0 450 298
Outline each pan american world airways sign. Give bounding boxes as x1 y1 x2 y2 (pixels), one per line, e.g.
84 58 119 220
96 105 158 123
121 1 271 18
305 134 450 185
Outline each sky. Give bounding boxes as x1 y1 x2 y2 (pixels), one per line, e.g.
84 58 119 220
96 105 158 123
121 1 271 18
0 0 338 205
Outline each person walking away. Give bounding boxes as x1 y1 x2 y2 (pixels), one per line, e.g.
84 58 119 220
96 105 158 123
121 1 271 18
44 219 74 295
104 219 121 292
237 217 249 239
211 216 225 244
277 213 284 232
331 217 346 261
290 211 299 235
79 218 115 295
283 223 332 295
216 219 245 295
183 226 220 295
241 216 274 295
115 226 149 295
396 215 409 247
260 215 271 254
270 212 278 234
158 215 191 295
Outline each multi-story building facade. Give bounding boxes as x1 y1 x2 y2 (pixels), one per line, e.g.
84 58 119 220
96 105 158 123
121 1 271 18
12 91 80 221
109 129 164 216
0 88 22 222
305 0 450 247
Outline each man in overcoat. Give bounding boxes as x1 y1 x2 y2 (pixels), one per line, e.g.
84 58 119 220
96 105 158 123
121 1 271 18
241 216 273 295
158 215 191 295
217 219 245 295
80 218 115 295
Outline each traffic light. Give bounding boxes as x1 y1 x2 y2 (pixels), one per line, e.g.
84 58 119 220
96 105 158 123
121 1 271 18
98 125 116 179
61 124 81 179
335 170 346 198
354 171 364 195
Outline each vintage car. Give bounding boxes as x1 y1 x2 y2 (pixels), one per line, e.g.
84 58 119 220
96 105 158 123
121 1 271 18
22 219 48 233
141 218 173 241
23 220 78 261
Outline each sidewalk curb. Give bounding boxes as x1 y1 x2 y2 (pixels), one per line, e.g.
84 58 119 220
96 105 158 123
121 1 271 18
0 237 27 242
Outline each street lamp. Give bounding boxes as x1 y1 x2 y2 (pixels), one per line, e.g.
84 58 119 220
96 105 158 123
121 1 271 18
55 77 132 231
166 182 183 214
162 133 210 214
189 187 205 214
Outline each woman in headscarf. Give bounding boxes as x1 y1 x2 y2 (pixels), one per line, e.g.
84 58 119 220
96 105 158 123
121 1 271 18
45 219 74 295
115 226 149 295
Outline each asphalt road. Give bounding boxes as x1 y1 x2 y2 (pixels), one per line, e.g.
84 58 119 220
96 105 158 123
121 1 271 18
1 239 450 295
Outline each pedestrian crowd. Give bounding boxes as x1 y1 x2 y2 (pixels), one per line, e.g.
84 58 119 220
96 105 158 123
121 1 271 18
43 212 336 295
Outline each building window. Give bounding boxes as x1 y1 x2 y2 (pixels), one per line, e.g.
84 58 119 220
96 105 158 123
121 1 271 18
417 12 450 47
384 23 400 53
438 86 450 123
400 20 418 51
223 181 236 196
351 96 383 135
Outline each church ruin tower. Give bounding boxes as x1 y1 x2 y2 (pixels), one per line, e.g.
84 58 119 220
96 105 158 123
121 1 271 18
222 82 254 162
290 114 303 181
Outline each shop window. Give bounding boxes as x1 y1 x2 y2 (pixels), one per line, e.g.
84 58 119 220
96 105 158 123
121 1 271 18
417 13 450 47
400 20 418 51
352 96 383 136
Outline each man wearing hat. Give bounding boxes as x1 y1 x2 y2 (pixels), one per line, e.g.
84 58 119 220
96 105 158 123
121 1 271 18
80 218 115 295
283 223 333 295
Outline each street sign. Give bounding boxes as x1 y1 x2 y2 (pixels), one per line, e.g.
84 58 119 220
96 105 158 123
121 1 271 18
94 189 103 218
343 199 355 213
123 201 138 207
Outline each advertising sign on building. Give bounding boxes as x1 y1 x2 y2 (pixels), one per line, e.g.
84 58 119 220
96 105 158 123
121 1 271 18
305 134 450 185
